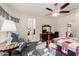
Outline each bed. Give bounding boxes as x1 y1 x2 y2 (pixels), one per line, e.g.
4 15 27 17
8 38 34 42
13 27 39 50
53 38 79 56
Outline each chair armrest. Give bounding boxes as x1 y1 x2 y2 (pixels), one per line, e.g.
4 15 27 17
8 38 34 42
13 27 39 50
19 42 26 48
16 42 26 51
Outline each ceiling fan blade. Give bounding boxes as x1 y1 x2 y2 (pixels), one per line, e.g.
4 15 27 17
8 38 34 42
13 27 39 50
45 13 52 16
60 3 70 9
46 8 53 12
60 11 70 13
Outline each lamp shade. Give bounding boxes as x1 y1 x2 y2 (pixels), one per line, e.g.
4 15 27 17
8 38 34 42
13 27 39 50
1 20 16 32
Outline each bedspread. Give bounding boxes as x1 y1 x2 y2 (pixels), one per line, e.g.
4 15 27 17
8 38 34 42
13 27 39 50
62 41 72 55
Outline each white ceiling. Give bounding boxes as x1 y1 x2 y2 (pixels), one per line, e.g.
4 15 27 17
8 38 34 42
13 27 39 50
6 3 79 18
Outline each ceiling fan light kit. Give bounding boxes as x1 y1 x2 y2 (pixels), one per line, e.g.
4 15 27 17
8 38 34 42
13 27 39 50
46 3 70 17
52 12 60 17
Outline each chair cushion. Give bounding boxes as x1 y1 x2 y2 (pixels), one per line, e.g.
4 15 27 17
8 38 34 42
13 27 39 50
16 42 26 52
11 32 19 42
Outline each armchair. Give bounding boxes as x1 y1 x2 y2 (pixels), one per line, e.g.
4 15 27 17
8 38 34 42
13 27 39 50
11 32 27 55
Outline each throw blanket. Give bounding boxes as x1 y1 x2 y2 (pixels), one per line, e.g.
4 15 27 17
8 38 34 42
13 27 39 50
53 38 58 44
62 41 72 55
76 46 79 56
53 38 60 45
53 38 68 44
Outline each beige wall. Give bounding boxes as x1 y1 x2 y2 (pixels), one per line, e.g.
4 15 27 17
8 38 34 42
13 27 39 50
1 4 79 42
18 14 56 42
56 12 79 38
0 4 56 42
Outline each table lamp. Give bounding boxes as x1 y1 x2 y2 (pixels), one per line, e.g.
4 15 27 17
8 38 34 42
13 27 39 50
1 20 16 44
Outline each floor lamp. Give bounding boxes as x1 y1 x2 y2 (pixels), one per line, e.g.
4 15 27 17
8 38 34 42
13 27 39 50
1 20 16 44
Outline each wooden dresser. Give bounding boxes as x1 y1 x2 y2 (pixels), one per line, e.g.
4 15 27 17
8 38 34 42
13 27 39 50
40 32 59 42
40 25 59 42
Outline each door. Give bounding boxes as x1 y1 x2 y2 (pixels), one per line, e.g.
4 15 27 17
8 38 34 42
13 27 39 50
27 18 36 42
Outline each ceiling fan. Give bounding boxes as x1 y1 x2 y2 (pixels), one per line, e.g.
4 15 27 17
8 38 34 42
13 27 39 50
46 3 70 16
